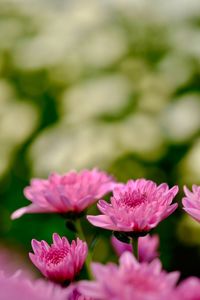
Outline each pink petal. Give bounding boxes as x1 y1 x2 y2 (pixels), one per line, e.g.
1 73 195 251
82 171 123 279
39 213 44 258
183 185 194 198
169 185 179 196
183 207 200 222
87 215 118 230
31 239 42 254
119 252 139 269
11 204 50 220
53 233 63 247
166 271 180 287
29 253 39 269
182 197 199 209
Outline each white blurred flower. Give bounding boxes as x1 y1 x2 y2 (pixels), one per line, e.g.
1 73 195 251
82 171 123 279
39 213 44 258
75 26 127 69
160 95 200 143
158 54 193 89
28 121 121 176
13 0 114 71
0 81 39 177
0 101 38 143
171 26 200 59
13 34 67 70
61 75 131 123
117 113 164 160
154 0 200 22
138 74 171 113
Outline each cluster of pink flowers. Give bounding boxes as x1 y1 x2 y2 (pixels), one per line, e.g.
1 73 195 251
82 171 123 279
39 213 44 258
1 168 199 299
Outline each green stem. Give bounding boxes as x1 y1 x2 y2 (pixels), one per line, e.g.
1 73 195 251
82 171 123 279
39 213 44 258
132 236 139 260
75 218 92 279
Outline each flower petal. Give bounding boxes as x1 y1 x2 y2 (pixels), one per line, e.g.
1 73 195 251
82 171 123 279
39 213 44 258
11 204 50 220
87 215 118 230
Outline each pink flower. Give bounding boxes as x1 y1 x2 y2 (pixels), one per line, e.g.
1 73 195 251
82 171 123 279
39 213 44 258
11 169 115 219
87 179 178 233
111 234 159 262
174 277 200 300
79 252 179 300
29 233 88 283
182 185 200 223
0 271 68 300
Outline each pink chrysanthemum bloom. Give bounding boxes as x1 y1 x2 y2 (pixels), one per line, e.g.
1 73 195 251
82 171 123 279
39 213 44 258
11 169 115 219
182 185 200 223
0 271 68 300
87 179 178 233
29 233 88 283
173 277 200 300
111 234 159 262
79 252 179 300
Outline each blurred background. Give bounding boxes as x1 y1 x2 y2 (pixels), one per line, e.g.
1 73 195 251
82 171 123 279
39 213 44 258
0 0 200 279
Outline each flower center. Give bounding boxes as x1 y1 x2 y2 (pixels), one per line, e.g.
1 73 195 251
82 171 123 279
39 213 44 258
121 190 147 208
45 247 69 265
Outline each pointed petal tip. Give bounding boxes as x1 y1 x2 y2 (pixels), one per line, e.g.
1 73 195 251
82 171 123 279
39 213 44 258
31 239 41 252
11 207 27 220
173 185 179 194
52 232 62 245
11 212 18 220
120 251 139 267
183 185 189 194
28 252 34 260
29 252 38 267
53 232 60 239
